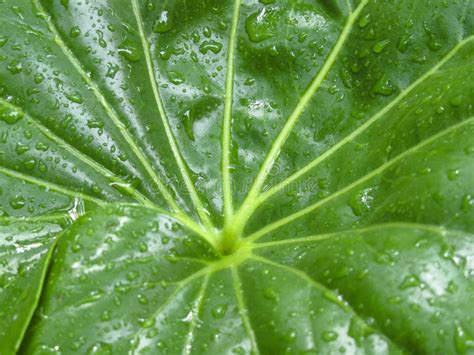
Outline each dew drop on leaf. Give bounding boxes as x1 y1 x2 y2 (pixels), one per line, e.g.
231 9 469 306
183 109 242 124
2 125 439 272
322 330 338 342
153 11 173 34
70 26 81 38
211 304 228 319
245 8 279 43
399 274 421 289
9 195 25 210
199 40 223 54
118 39 142 62
7 60 22 74
0 35 8 47
371 74 395 96
461 194 474 212
65 91 83 104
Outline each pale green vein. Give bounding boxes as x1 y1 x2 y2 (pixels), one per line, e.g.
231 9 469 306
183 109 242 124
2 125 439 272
0 166 105 205
231 266 260 354
236 0 369 223
132 267 211 353
252 35 474 210
33 0 181 214
246 115 474 242
12 235 59 354
182 274 210 355
250 222 458 249
0 98 154 208
131 0 214 233
222 0 243 222
250 255 348 309
115 203 217 248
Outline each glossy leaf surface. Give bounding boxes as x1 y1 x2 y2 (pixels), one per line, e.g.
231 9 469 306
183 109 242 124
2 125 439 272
0 0 473 354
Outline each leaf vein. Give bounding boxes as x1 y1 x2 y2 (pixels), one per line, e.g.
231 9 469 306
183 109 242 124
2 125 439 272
33 0 181 214
131 0 215 232
246 115 474 242
222 0 243 221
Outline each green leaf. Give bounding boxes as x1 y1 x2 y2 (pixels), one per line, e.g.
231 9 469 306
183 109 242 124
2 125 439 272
0 0 473 354
0 217 67 354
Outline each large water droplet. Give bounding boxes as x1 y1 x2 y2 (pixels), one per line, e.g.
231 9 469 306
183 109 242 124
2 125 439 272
118 39 142 62
153 11 173 34
245 8 280 43
199 40 223 54
372 74 395 96
0 104 24 124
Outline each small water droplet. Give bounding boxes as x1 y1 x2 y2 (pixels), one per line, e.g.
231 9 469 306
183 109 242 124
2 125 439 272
211 304 228 319
0 36 8 48
70 26 81 38
322 330 338 342
372 39 391 54
399 274 421 289
461 194 474 213
65 91 83 104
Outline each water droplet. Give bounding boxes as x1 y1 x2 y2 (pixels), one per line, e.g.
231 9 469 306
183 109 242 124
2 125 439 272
138 242 148 252
87 119 104 129
36 142 49 151
450 95 463 107
447 169 460 181
138 317 155 328
146 1 155 12
87 342 113 354
322 330 338 342
137 293 149 305
15 142 30 155
358 14 370 28
372 74 395 96
168 71 184 85
199 40 223 54
372 39 391 54
118 39 142 62
245 8 280 43
34 73 45 84
97 30 107 48
181 109 195 141
461 194 474 212
153 10 173 34
7 60 22 74
427 34 442 52
211 304 227 319
100 310 111 321
349 188 373 216
9 195 25 209
398 34 412 53
264 287 278 301
65 91 83 104
70 26 81 38
399 274 421 289
0 36 8 48
0 105 24 124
